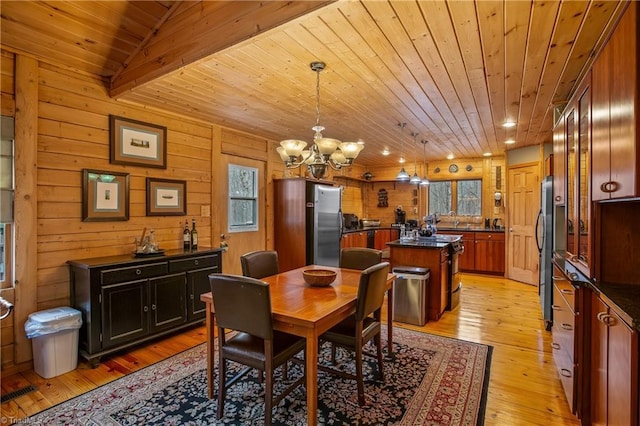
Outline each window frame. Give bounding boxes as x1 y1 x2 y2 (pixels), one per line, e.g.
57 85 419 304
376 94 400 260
227 164 259 233
428 178 482 217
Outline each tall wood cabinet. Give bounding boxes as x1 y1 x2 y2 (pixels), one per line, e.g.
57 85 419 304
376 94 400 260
591 2 640 201
68 248 222 366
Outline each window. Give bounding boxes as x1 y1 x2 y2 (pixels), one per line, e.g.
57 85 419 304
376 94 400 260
228 164 258 233
429 179 482 216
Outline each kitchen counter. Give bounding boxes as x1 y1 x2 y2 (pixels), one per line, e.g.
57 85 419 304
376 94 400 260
386 234 462 249
437 226 505 233
553 253 640 331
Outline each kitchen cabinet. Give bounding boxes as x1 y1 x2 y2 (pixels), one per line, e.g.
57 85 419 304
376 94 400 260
437 231 475 271
341 231 367 249
474 232 505 275
551 265 578 414
68 248 222 366
591 2 640 201
373 229 391 250
553 117 566 205
589 291 638 426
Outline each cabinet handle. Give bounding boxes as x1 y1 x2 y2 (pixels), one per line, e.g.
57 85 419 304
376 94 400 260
488 234 492 239
551 342 561 350
560 289 574 296
600 181 619 193
552 276 564 281
144 305 148 312
136 269 142 275
568 272 578 281
596 312 606 321
555 195 561 201
560 368 572 378
194 260 199 266
560 323 573 331
151 304 156 311
551 304 562 311
599 314 615 326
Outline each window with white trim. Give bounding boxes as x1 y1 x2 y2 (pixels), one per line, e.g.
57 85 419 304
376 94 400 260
227 164 258 233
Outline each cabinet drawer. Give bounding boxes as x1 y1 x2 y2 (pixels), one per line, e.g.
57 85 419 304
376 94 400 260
553 275 575 310
552 286 575 361
101 262 168 285
169 254 219 273
475 232 505 241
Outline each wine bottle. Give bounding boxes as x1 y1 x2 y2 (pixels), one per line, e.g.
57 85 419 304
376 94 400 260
190 218 198 250
183 220 191 250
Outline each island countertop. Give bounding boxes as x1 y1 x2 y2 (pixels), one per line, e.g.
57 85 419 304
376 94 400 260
386 234 462 249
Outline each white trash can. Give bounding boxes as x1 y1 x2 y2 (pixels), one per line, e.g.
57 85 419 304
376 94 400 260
25 307 82 378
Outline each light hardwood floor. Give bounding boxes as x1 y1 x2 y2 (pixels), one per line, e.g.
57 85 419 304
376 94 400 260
0 273 580 425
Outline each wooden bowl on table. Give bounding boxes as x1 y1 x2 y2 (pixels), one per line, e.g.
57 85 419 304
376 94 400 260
302 269 337 287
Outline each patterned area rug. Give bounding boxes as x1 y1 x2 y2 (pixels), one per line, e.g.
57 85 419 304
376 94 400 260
24 327 491 425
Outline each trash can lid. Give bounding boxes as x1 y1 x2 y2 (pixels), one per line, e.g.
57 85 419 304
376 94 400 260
27 307 81 326
392 266 430 275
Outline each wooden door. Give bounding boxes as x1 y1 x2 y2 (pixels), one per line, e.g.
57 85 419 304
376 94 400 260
506 164 539 284
220 154 266 275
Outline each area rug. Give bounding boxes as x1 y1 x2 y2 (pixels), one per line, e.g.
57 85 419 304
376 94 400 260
23 327 491 425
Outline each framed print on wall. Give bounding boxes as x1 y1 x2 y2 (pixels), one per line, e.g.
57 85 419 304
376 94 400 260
109 115 167 168
82 169 130 221
146 178 187 216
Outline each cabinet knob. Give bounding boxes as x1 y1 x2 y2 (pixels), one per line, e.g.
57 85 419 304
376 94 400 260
551 304 561 311
144 306 148 312
600 181 619 193
551 342 561 350
560 289 573 296
560 368 572 378
194 260 199 266
151 304 156 311
569 272 578 281
561 323 573 331
555 195 561 201
136 269 142 275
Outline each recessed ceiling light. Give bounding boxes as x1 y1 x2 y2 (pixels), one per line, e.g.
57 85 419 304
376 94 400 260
483 152 492 157
502 121 516 128
446 153 454 160
505 139 515 145
382 148 390 156
399 156 406 164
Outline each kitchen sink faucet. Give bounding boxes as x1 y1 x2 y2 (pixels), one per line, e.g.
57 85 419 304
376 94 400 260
448 210 459 227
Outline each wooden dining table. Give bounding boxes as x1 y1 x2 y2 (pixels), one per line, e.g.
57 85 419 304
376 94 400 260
200 264 395 426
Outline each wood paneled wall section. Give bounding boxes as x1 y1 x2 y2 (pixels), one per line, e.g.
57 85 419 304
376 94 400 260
0 49 286 371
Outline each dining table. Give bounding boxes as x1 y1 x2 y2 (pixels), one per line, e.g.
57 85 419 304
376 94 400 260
200 264 396 426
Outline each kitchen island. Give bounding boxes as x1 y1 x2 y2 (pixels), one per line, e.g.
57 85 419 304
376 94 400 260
387 235 462 321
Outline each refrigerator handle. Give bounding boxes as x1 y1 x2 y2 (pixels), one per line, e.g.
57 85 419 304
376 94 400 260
338 208 343 237
535 209 543 253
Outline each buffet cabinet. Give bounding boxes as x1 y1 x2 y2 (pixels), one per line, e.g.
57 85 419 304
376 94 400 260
68 248 222 365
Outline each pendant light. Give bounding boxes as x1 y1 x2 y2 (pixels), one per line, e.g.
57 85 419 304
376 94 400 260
420 140 430 186
396 122 410 181
409 131 421 184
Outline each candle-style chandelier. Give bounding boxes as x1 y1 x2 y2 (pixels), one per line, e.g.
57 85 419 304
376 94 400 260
276 61 364 179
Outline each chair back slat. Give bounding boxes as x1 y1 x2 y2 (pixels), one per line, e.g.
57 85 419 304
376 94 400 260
209 274 273 339
355 262 390 321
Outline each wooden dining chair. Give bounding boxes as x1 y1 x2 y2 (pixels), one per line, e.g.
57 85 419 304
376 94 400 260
240 250 279 279
209 274 306 425
339 247 382 270
319 261 390 405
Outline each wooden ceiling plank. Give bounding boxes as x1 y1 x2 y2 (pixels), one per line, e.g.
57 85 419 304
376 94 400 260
514 0 560 148
386 1 477 158
111 1 335 96
448 0 499 154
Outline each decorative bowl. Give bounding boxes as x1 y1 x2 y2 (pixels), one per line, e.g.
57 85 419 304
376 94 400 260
302 269 337 287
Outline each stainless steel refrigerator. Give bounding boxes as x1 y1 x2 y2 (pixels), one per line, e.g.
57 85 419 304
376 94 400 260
536 176 554 330
307 184 342 267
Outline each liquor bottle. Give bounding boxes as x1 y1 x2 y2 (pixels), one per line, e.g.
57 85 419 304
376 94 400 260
190 218 198 250
183 220 191 250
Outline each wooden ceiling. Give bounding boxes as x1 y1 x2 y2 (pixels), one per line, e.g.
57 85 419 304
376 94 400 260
0 1 627 167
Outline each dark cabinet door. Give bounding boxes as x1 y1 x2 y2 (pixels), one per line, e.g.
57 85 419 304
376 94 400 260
186 267 218 321
102 279 149 349
149 273 187 333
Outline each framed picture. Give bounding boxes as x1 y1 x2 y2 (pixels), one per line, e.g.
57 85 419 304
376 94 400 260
82 169 130 221
110 115 167 168
146 178 187 216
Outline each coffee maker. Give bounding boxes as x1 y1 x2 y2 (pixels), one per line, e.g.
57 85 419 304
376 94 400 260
394 205 406 224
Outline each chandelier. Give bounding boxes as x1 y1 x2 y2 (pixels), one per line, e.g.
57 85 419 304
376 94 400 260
276 61 364 179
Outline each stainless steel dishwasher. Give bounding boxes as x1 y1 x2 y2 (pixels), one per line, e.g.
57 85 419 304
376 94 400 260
392 266 430 326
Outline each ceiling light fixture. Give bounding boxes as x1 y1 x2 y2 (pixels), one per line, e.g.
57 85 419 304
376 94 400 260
505 139 515 145
409 131 421 184
446 153 454 160
276 61 364 179
483 152 492 157
396 122 410 181
420 140 430 186
382 148 390 156
502 121 516 128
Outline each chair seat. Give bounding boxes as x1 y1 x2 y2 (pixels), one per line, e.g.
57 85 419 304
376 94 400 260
223 331 305 369
321 316 380 348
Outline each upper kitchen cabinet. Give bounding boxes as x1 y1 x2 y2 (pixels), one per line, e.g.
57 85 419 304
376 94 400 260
553 117 566 206
591 2 640 201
